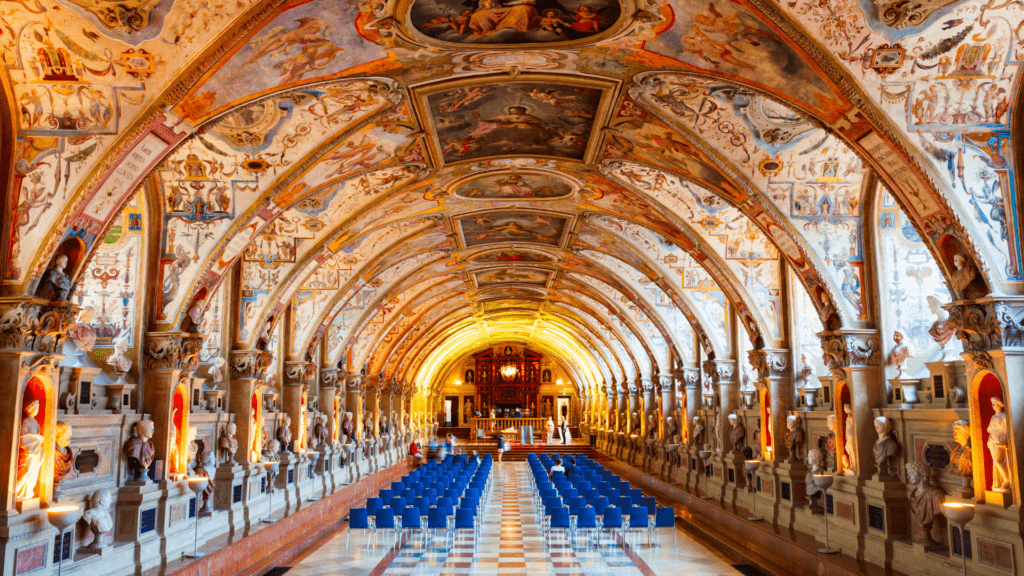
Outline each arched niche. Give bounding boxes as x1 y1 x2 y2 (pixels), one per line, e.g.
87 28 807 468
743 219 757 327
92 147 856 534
332 394 341 445
759 385 772 460
679 392 689 445
835 383 852 475
15 375 56 507
250 391 263 462
970 371 1012 502
170 384 189 478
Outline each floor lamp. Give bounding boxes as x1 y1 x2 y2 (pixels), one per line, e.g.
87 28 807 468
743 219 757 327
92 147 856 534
745 460 763 521
944 502 975 576
813 475 838 554
47 506 82 576
698 447 712 500
263 461 281 524
185 477 210 558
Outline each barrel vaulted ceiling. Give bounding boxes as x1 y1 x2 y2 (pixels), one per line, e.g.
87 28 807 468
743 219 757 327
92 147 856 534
2 0 1021 392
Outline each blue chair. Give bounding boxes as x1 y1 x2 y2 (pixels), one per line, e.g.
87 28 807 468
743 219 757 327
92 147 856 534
391 481 405 494
638 496 657 515
590 496 609 517
547 506 571 541
402 505 422 536
561 488 579 501
374 508 396 544
575 506 598 548
604 488 621 501
422 488 437 501
378 489 394 503
654 506 676 547
347 508 369 548
436 496 455 516
602 506 624 545
628 488 643 500
389 497 406 510
627 506 650 545
617 496 633 511
401 489 416 502
567 496 587 518
427 506 451 541
454 506 478 541
365 497 383 516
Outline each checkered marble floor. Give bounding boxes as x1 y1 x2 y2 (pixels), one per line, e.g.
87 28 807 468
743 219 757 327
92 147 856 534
284 463 747 576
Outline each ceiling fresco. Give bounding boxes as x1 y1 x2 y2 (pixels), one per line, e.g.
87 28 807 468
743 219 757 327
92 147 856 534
3 0 1021 397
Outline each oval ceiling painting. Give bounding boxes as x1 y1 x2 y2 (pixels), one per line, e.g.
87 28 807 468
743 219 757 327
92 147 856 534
408 0 623 46
453 172 573 199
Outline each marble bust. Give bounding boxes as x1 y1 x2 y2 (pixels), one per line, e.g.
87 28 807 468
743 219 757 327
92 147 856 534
728 414 745 452
785 414 804 464
873 416 900 480
906 461 945 547
124 419 155 483
886 330 915 378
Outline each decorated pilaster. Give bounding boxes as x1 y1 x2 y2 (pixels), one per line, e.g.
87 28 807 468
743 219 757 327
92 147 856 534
748 348 792 462
142 331 204 481
228 350 272 465
819 330 882 479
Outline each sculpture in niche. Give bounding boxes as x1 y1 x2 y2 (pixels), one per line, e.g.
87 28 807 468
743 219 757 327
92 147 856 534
906 461 946 548
16 400 44 500
662 416 677 444
82 489 113 549
646 414 658 440
184 426 198 475
805 448 828 512
54 421 74 487
785 414 804 464
193 441 216 512
825 414 838 470
950 253 977 295
630 412 641 435
276 414 292 452
887 330 915 378
843 404 857 475
713 414 723 453
948 420 972 493
262 439 281 462
124 419 155 482
218 422 238 465
690 415 704 447
168 424 181 476
873 416 900 480
312 413 329 448
363 411 376 440
342 412 355 443
926 296 955 349
728 414 745 452
35 254 75 301
987 397 1011 492
251 399 264 461
70 306 97 353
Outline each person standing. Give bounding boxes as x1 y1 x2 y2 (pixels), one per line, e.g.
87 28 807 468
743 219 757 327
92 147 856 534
497 433 506 463
545 417 555 445
560 416 571 445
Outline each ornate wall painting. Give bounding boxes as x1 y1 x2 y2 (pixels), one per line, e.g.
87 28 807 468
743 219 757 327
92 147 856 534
644 0 845 120
451 171 573 199
176 0 388 121
415 76 613 164
473 267 551 287
406 0 624 46
456 211 571 248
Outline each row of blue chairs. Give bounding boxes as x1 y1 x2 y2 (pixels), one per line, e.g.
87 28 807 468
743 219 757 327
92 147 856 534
529 454 675 547
348 455 491 546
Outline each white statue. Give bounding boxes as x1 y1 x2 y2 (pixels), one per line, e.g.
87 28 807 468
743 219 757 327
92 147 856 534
843 404 857 476
82 489 114 548
107 328 132 377
70 306 97 353
926 296 955 349
218 422 238 465
887 330 915 378
15 401 44 500
209 356 226 387
690 415 704 447
988 397 1011 492
797 354 816 388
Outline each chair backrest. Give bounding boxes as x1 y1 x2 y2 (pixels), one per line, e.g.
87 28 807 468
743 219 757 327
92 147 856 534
568 496 587 514
402 506 422 528
428 507 448 528
628 506 649 527
375 507 396 528
602 506 623 528
629 488 643 500
617 496 633 510
378 489 394 503
389 497 406 510
391 482 405 493
640 496 657 514
349 507 369 529
423 488 437 501
604 488 621 501
561 488 579 500
454 507 475 528
542 496 562 511
576 507 597 528
655 506 674 527
436 497 454 515
365 497 383 515
549 506 571 528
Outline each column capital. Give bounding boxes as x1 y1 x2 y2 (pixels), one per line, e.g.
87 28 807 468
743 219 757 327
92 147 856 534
747 348 791 380
947 297 1024 355
654 373 672 393
701 358 737 385
230 349 272 380
818 329 881 371
640 376 655 393
346 373 365 394
682 367 700 389
319 367 341 388
283 360 316 386
0 297 75 354
144 331 204 371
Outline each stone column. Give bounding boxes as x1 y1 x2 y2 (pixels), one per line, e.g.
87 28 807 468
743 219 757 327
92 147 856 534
345 373 365 438
683 367 701 446
705 358 740 501
819 330 882 479
705 359 738 455
0 298 73 513
142 331 204 480
749 348 792 462
283 361 315 451
319 369 341 446
228 350 272 465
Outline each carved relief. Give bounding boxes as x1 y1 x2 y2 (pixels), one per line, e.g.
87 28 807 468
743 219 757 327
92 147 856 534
0 299 75 354
143 332 204 371
229 350 272 380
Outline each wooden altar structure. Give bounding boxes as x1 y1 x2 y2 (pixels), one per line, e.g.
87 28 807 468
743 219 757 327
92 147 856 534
472 346 542 413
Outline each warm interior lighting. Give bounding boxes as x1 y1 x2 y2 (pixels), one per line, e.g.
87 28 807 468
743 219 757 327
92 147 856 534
500 364 518 378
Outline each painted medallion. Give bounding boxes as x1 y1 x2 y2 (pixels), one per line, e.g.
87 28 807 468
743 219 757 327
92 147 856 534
409 0 622 45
